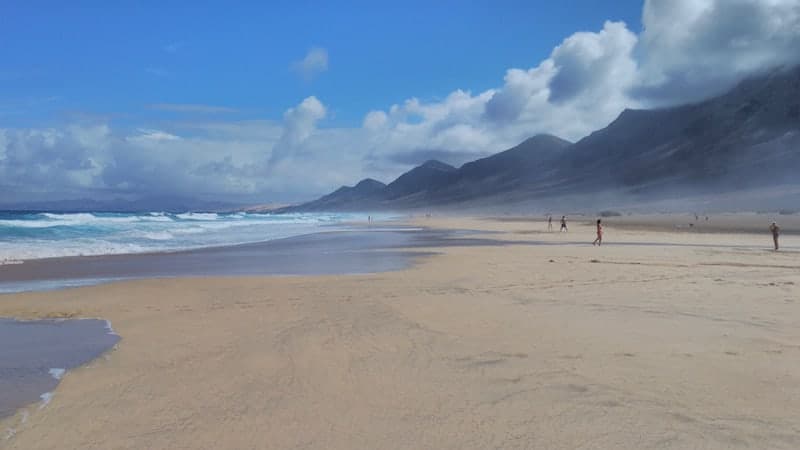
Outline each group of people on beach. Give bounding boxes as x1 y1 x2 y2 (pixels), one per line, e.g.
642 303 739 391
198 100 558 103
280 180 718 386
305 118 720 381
547 215 782 251
548 215 602 245
547 215 569 233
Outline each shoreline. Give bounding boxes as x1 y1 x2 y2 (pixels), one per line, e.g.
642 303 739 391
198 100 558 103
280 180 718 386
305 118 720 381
2 216 799 449
0 226 429 294
0 224 543 294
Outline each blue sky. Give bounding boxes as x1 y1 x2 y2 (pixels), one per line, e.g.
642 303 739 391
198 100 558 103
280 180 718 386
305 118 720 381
2 1 642 128
1 0 798 204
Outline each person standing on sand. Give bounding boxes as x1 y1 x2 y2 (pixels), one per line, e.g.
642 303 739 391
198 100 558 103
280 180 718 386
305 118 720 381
769 222 780 251
548 215 553 231
593 219 603 246
560 216 568 232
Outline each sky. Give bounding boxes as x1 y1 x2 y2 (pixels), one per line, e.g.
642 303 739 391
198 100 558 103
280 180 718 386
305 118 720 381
1 0 799 205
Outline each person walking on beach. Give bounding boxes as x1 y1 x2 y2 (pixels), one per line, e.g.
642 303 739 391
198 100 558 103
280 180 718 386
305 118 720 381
593 219 603 246
547 215 553 231
560 216 568 232
769 222 780 251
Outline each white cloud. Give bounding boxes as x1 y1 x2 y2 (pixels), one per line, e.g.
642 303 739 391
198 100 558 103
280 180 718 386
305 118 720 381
362 110 388 130
128 129 182 143
267 96 328 171
634 0 800 104
279 96 326 146
549 21 638 104
290 47 329 81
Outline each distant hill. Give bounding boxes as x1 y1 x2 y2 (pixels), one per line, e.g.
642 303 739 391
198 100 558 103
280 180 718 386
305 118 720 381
278 134 572 212
288 178 387 212
282 65 800 212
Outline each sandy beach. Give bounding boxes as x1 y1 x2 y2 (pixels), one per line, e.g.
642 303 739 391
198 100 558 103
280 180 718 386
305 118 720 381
1 215 799 449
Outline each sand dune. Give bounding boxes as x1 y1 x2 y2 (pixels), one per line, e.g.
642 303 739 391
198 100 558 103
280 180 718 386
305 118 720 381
1 216 799 449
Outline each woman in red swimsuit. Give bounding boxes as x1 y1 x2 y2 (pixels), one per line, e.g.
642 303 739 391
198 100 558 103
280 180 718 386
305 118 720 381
593 219 603 246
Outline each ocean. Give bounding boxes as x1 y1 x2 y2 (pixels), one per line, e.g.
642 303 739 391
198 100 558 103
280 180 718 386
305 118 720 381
0 211 364 263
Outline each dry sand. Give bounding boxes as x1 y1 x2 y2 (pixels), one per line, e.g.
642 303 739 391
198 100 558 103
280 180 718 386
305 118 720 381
1 216 799 449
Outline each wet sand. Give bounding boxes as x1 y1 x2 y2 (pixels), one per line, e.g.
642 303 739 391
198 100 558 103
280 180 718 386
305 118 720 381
1 215 799 449
0 227 515 294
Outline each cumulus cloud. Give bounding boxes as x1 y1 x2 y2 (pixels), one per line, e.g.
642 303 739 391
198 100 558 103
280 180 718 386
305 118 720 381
549 21 638 103
362 110 388 130
634 0 800 104
268 96 327 169
0 125 110 196
361 0 800 166
290 47 329 81
484 64 552 123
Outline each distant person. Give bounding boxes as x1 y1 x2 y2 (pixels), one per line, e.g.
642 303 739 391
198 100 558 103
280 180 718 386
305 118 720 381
547 215 553 231
560 216 568 232
593 219 603 246
769 222 780 251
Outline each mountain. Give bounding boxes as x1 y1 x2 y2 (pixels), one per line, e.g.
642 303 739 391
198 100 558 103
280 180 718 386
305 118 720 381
288 178 387 212
280 134 571 212
284 65 800 212
557 65 800 193
383 160 457 201
425 134 572 203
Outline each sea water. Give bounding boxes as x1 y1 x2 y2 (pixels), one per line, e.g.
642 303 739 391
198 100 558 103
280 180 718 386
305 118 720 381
0 211 365 263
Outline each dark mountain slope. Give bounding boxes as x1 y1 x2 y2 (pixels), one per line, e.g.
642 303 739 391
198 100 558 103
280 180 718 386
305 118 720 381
287 178 386 212
426 134 572 203
383 160 457 200
559 66 800 191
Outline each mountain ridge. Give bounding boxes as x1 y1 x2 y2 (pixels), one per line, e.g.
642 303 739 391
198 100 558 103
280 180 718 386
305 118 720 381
281 65 800 212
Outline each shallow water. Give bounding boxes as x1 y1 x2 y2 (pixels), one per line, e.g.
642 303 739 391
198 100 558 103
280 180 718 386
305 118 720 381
0 318 120 419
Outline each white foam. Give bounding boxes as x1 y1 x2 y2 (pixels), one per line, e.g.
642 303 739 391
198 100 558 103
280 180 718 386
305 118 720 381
39 392 53 408
0 259 24 265
172 226 205 235
132 230 174 241
104 319 119 337
0 239 149 261
41 213 135 224
0 212 361 262
176 212 220 221
0 219 64 228
48 368 66 380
